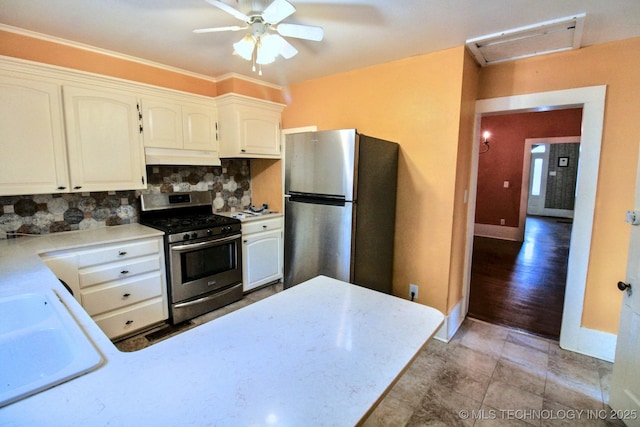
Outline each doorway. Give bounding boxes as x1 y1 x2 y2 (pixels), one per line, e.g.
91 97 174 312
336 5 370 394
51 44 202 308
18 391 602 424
463 86 607 357
468 215 571 339
470 123 581 339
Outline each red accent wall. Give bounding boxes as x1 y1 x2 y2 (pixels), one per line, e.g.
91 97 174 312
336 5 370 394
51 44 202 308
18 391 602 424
476 108 583 226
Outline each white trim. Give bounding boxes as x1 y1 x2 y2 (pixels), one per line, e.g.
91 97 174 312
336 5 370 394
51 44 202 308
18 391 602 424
521 136 580 224
0 24 218 83
0 24 283 91
466 85 611 360
216 72 283 91
574 327 617 362
0 55 217 103
434 298 465 342
474 224 521 241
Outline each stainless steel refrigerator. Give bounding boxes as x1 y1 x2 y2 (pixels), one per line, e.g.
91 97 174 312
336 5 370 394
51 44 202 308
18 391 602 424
284 129 399 293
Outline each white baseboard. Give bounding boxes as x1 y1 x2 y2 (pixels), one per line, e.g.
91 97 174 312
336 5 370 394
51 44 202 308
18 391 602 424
432 302 617 362
561 326 617 362
434 298 465 343
474 223 522 241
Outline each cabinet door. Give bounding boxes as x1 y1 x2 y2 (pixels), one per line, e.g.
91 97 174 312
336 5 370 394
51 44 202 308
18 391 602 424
0 76 69 195
243 229 283 292
63 86 146 192
141 98 183 149
238 106 281 156
183 104 218 151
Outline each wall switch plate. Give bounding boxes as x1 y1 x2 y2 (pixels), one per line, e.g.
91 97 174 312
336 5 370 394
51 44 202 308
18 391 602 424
503 181 509 188
409 284 418 300
500 219 506 225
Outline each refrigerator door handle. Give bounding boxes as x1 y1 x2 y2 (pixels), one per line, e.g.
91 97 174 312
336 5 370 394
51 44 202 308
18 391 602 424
288 191 347 206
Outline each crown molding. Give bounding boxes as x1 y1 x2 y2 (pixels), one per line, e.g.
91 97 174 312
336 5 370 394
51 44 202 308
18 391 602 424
1 24 224 84
216 72 283 90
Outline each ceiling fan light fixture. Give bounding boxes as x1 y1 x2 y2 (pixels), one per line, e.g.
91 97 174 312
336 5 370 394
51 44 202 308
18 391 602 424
233 34 255 61
256 34 280 64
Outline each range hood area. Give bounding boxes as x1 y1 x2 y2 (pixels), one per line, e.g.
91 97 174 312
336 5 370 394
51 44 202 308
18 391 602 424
144 147 221 166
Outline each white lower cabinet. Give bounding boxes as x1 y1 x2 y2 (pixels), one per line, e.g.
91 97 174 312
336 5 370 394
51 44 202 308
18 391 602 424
41 236 168 340
242 217 283 292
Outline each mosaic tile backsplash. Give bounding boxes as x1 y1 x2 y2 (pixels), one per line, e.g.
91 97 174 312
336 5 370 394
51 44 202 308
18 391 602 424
0 160 251 239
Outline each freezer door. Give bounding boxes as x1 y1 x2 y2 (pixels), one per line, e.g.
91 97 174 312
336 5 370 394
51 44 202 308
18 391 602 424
285 129 357 201
284 198 354 288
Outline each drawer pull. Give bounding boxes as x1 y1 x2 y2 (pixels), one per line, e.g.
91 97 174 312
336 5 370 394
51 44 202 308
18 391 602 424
121 270 130 274
118 251 128 256
262 225 267 229
123 293 131 298
125 320 134 325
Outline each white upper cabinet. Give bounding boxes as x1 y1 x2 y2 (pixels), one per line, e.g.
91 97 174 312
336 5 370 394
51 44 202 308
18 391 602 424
140 97 220 165
0 75 69 196
63 86 147 192
140 98 183 149
182 104 218 151
217 94 284 158
141 97 218 152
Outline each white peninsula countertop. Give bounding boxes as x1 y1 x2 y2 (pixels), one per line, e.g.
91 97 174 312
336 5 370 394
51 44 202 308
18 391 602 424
0 225 443 426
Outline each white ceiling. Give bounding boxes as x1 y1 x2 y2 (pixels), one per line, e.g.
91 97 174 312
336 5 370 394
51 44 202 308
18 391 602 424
1 0 640 87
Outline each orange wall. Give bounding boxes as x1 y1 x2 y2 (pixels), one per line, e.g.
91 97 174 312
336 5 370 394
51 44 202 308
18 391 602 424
447 50 480 310
479 37 640 333
283 47 472 315
476 109 583 227
0 30 282 101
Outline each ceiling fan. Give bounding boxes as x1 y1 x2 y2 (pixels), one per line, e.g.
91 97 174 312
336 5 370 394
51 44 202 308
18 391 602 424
194 0 324 74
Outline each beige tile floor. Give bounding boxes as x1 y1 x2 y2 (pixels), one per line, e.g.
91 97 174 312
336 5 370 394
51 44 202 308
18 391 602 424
115 284 622 426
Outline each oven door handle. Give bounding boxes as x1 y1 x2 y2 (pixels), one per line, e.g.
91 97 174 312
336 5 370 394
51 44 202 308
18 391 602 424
173 284 241 309
170 235 240 253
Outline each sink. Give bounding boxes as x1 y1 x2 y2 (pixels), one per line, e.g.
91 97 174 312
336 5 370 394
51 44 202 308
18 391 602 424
0 291 103 407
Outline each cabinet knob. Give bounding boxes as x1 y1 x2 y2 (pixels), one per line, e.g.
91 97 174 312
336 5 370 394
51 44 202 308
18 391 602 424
118 251 128 256
121 270 130 274
123 293 131 298
263 225 267 229
125 320 134 325
73 186 82 190
57 186 66 190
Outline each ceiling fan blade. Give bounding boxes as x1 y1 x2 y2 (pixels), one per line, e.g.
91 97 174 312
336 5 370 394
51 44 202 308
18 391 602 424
204 0 250 22
193 25 247 33
277 23 324 41
262 0 296 25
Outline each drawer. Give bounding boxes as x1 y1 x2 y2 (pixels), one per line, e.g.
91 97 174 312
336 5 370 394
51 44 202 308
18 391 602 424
76 238 161 268
93 298 166 339
242 217 283 235
81 272 164 316
79 255 161 288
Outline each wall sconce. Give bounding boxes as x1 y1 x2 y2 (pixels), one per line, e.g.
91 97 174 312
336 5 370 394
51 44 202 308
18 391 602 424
480 131 491 154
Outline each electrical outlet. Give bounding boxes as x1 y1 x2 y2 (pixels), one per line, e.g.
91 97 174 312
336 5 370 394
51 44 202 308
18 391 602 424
409 284 419 300
500 218 506 225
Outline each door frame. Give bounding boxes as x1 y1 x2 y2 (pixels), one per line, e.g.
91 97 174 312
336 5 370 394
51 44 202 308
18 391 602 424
521 136 581 227
463 85 615 360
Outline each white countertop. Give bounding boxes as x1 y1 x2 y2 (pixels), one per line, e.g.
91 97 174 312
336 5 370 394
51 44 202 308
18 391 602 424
0 225 443 426
216 210 283 222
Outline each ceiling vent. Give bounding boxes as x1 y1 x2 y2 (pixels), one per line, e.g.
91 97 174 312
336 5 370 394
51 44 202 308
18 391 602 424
466 13 585 66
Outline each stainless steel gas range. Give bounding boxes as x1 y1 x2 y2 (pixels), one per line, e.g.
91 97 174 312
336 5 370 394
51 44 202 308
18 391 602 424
139 191 242 324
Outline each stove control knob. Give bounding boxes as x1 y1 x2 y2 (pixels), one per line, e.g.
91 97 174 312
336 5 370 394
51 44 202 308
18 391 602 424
207 229 213 236
183 234 190 241
191 232 198 239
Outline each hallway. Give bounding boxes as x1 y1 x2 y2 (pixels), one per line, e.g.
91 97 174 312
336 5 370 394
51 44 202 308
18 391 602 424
468 216 572 340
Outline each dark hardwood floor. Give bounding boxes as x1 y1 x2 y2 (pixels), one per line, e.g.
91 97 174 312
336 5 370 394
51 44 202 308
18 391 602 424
468 216 572 340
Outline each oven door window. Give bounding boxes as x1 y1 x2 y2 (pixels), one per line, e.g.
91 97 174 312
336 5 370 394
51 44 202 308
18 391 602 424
181 241 237 283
